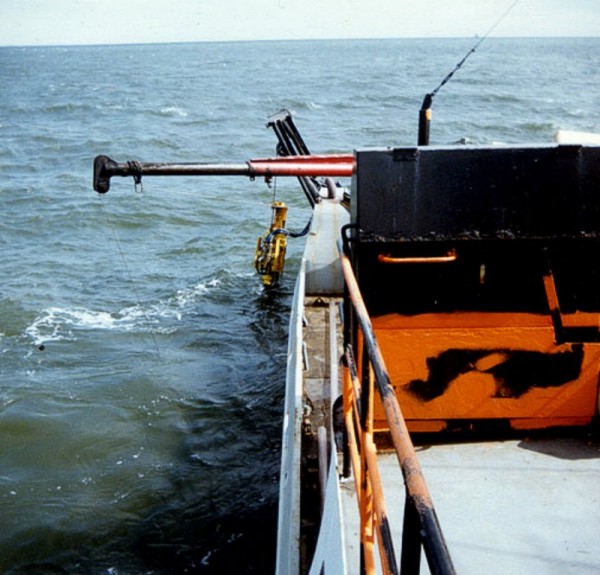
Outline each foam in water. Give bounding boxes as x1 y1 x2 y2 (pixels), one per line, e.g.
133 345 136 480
24 278 224 345
159 106 188 117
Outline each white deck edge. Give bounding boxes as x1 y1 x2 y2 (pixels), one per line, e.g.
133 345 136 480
555 130 600 144
308 447 348 575
275 258 306 575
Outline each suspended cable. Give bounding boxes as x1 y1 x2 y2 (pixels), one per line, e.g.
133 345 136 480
98 196 161 357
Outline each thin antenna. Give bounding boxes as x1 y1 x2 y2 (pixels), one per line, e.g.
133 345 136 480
418 0 520 145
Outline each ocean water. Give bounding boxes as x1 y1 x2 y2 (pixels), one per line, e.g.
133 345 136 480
0 37 598 574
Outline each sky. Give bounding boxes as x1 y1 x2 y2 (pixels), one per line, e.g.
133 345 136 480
0 0 598 47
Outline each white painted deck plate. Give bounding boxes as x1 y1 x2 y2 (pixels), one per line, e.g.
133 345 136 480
304 201 349 295
341 435 600 574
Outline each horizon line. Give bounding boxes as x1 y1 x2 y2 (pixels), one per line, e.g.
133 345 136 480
1 34 598 50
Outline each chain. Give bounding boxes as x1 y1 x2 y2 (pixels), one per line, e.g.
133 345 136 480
127 160 144 193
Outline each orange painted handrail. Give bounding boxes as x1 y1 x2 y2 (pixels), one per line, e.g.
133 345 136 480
340 245 456 575
377 249 457 265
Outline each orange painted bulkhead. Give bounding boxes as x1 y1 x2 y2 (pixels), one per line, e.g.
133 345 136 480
350 144 600 434
368 312 600 433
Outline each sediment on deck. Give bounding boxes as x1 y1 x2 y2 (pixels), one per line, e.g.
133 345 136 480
299 296 343 572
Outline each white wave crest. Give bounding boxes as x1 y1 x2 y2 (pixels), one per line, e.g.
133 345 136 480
25 307 122 345
173 278 221 307
159 106 188 117
25 279 223 345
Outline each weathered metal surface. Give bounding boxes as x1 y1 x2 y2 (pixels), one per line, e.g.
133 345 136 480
267 108 322 207
370 312 599 432
340 249 456 574
301 297 342 571
351 145 600 241
307 446 347 575
378 250 457 265
278 261 349 574
348 146 600 433
311 298 347 574
377 437 600 574
304 202 350 295
255 201 288 286
93 154 355 193
275 260 306 575
354 239 600 319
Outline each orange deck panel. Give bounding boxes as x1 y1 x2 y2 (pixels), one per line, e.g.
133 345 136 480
370 312 600 432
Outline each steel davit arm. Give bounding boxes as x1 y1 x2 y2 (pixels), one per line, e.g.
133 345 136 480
93 154 355 193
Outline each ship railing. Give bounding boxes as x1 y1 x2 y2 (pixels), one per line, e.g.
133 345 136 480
338 244 456 575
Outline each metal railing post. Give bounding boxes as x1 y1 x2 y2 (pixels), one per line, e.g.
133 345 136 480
400 495 423 575
339 244 457 575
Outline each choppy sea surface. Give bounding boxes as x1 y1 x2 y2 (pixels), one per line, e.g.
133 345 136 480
0 37 598 574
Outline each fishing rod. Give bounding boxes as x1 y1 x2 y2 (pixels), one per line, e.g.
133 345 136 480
418 0 520 145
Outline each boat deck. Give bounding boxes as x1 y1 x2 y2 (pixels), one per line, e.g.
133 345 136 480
284 199 600 575
340 432 600 574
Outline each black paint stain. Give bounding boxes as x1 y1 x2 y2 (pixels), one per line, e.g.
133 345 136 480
406 344 584 401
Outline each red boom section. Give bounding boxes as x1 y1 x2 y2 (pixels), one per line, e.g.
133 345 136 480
248 154 355 177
